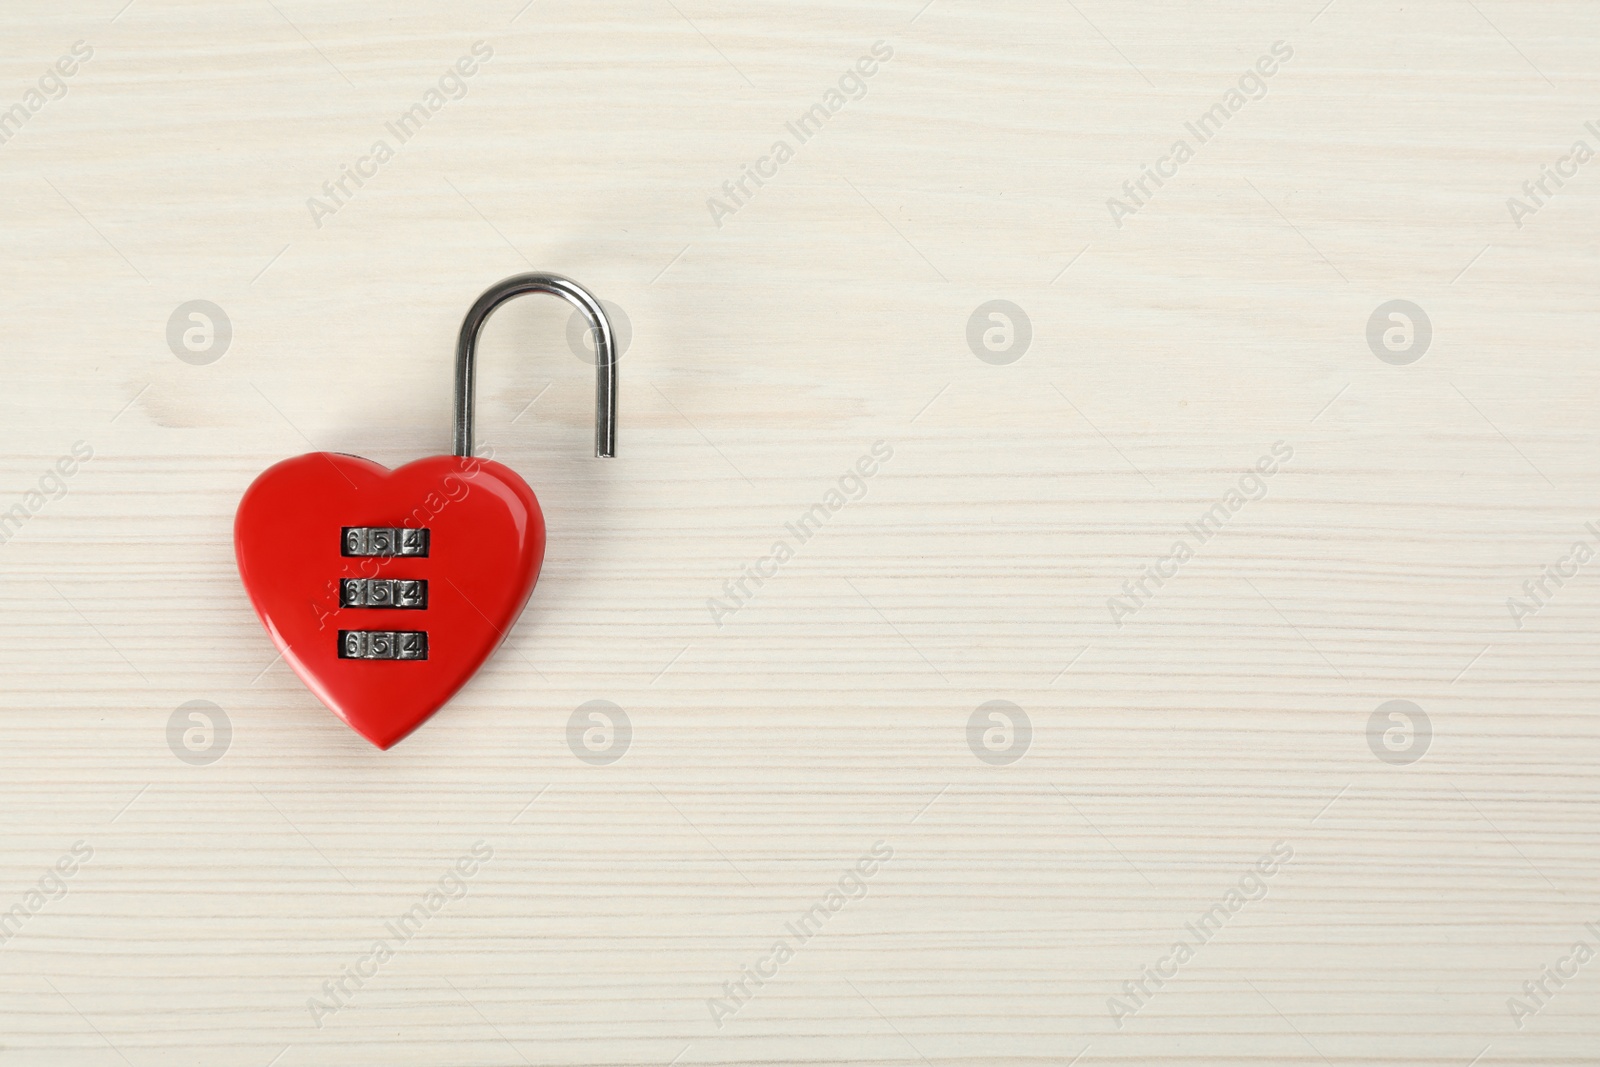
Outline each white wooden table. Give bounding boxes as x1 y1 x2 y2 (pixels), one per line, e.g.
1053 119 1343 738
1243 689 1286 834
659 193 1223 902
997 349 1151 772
1 1 1596 1063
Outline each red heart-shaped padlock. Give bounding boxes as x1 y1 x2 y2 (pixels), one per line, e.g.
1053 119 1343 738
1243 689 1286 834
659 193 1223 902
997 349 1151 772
235 452 544 749
234 274 617 748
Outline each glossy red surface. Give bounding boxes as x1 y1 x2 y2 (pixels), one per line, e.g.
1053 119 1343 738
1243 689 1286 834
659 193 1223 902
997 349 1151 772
234 452 544 749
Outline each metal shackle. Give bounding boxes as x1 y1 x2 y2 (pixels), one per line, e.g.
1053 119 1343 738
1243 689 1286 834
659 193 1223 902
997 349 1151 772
452 273 618 459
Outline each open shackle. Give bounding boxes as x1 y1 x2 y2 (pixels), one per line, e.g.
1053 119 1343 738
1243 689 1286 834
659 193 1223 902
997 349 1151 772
452 273 618 459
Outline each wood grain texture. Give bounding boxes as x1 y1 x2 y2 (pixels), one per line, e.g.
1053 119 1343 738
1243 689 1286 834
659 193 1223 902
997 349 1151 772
0 0 1597 1064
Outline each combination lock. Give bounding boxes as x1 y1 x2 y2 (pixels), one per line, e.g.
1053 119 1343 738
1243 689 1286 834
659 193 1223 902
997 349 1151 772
234 273 618 749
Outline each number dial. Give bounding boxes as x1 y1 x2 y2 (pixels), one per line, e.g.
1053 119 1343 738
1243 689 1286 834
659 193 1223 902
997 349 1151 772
341 579 428 609
343 526 430 557
338 630 429 660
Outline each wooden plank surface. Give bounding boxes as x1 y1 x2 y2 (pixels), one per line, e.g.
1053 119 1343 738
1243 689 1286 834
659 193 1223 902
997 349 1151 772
0 1 1597 1063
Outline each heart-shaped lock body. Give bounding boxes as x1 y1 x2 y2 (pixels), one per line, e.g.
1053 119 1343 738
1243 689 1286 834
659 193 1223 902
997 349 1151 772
235 452 544 749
